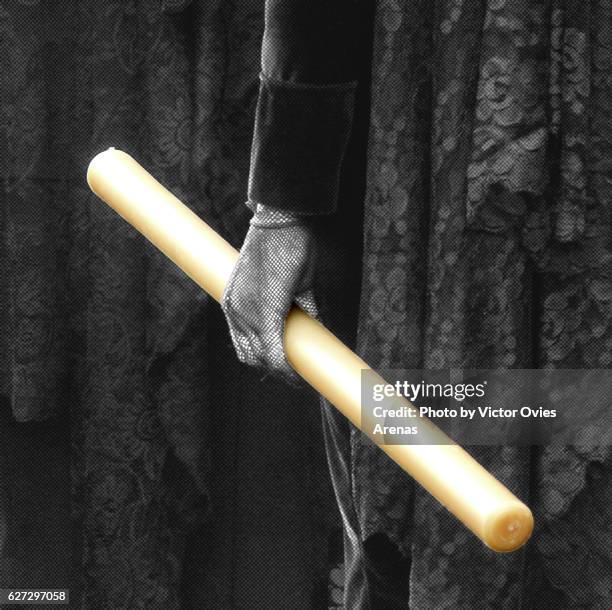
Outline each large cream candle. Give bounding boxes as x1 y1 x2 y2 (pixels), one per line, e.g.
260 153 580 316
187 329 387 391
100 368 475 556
87 148 534 552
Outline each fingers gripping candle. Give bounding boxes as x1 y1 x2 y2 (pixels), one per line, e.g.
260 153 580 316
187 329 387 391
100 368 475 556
87 149 534 552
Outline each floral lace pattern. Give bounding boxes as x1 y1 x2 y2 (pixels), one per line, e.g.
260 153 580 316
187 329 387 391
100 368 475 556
1 0 610 607
350 0 611 607
1 1 335 607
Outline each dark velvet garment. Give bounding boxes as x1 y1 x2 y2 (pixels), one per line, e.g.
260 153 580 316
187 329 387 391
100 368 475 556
254 1 612 608
248 0 371 214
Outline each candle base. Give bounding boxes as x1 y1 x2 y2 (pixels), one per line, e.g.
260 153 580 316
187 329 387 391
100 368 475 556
484 504 534 552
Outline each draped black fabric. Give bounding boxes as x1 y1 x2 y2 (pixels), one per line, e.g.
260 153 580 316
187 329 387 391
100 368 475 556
347 1 612 607
1 1 611 609
0 2 337 607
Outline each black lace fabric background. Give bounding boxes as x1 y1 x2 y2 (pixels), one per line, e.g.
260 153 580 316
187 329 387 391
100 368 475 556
0 1 337 608
0 1 610 608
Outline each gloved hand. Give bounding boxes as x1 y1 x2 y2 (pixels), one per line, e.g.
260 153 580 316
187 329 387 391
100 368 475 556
222 204 318 382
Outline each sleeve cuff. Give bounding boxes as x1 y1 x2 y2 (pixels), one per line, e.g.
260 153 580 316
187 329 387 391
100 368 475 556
247 73 357 215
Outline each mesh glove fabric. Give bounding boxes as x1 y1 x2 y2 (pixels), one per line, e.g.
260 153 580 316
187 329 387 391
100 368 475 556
222 205 318 383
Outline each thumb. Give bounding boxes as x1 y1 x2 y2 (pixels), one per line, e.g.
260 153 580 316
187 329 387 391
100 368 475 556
295 289 319 319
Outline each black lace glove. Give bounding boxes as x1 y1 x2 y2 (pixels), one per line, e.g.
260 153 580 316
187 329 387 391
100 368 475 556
222 205 318 382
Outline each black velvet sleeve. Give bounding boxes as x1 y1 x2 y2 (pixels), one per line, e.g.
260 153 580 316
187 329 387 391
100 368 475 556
247 0 366 215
